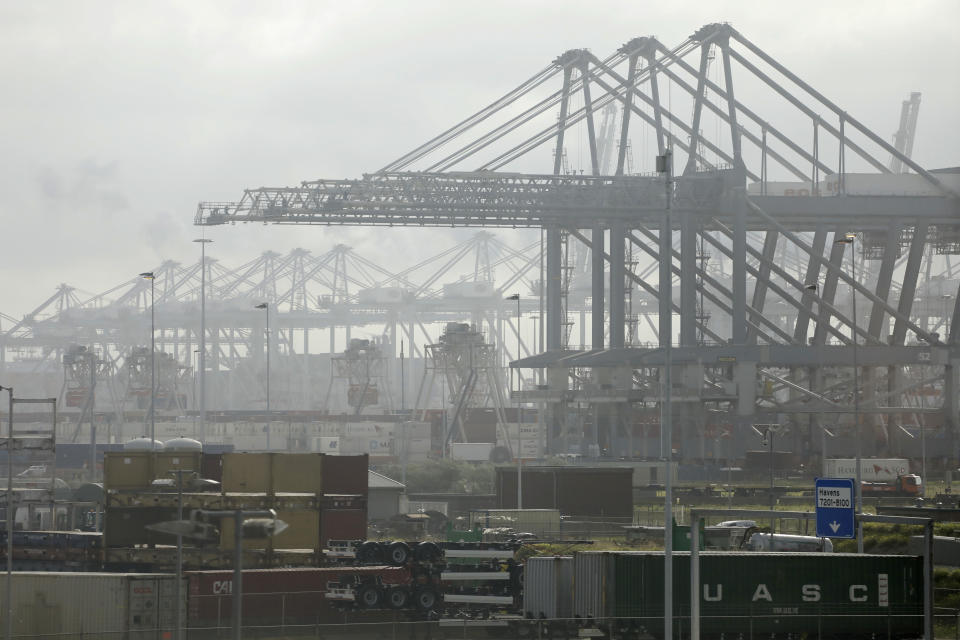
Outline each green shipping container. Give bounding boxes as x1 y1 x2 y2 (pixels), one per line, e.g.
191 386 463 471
599 551 922 638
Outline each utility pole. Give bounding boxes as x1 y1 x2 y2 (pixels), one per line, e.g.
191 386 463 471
193 238 213 443
2 385 12 640
656 149 674 638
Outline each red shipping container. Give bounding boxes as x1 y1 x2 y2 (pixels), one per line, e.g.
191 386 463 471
319 506 367 548
321 454 368 496
187 566 409 627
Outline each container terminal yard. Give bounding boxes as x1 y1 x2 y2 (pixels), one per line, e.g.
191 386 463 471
1 17 959 640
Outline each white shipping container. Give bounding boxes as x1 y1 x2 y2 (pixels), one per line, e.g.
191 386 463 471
821 172 960 196
747 181 814 196
450 442 495 462
313 436 340 453
824 458 910 481
523 556 574 618
0 572 182 639
572 552 613 618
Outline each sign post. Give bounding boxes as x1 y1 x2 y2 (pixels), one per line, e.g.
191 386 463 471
815 477 855 539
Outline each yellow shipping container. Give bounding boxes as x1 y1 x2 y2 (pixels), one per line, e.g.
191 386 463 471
153 451 202 480
221 452 324 494
271 453 323 494
270 510 320 550
103 452 152 490
221 453 272 492
219 509 318 551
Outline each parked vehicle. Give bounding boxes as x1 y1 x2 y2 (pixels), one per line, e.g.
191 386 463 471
745 532 833 552
862 474 923 497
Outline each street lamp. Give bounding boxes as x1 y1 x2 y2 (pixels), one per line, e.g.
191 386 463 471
193 238 213 443
149 469 195 640
505 293 522 509
139 272 156 444
254 303 271 450
754 424 783 532
657 148 675 640
148 508 287 640
835 231 863 553
1 385 12 640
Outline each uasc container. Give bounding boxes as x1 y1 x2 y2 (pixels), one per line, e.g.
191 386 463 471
570 551 922 637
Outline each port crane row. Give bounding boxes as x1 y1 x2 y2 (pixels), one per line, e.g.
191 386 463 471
193 22 960 462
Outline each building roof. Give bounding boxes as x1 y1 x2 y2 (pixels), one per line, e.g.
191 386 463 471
368 469 405 490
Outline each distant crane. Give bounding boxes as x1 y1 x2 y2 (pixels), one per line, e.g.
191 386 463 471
889 92 921 173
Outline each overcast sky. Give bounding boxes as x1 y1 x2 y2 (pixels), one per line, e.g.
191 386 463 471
1 0 957 320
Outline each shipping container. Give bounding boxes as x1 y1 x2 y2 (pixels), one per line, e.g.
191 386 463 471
187 566 409 628
496 466 633 518
200 452 223 482
570 551 922 637
152 451 203 481
523 556 573 619
320 504 368 548
0 572 182 639
220 452 272 492
104 451 202 491
272 453 324 494
104 452 152 490
572 551 614 618
824 457 910 481
220 452 327 494
321 454 369 496
105 507 177 548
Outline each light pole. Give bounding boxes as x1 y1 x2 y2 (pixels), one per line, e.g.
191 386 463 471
193 238 212 443
205 509 286 640
656 148 674 639
1 385 12 640
836 232 863 553
506 293 522 509
148 509 287 640
804 283 828 476
139 272 156 444
165 469 194 640
254 303 270 450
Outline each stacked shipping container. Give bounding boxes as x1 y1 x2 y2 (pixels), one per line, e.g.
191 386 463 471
103 452 369 570
534 551 923 637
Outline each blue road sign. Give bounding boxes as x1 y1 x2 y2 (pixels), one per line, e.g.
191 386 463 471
815 477 856 539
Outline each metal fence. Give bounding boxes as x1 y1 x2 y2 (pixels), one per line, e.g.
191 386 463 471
2 613 959 639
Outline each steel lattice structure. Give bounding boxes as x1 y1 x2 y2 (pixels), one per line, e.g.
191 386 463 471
193 23 960 463
0 234 547 420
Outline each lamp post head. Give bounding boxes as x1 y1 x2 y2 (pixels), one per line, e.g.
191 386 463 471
192 238 213 244
254 303 268 310
505 294 520 301
140 271 155 280
835 232 856 245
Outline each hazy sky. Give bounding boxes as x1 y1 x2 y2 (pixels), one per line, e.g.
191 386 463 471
1 0 957 320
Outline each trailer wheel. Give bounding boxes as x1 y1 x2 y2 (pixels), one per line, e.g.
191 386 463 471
356 583 381 609
414 541 442 563
385 586 410 609
412 586 438 611
356 540 383 564
387 541 411 565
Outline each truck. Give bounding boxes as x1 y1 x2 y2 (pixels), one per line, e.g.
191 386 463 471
861 474 923 496
824 457 922 496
